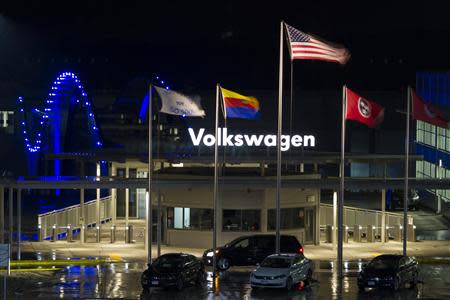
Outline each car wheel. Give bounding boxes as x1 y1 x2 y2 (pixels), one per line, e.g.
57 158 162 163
142 286 150 294
217 257 231 271
196 271 206 285
305 268 313 285
358 284 365 292
176 277 184 291
286 277 293 291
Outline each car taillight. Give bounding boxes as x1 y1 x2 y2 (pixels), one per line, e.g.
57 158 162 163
297 246 304 254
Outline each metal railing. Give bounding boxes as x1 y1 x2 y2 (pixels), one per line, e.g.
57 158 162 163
320 203 413 230
37 195 113 239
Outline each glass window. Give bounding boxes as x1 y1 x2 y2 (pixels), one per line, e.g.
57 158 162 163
168 207 213 230
234 238 250 249
267 207 305 230
222 209 261 232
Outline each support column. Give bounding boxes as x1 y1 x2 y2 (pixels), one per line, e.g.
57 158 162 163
80 161 85 243
125 163 130 230
0 187 4 243
96 163 101 243
157 190 161 257
381 189 386 244
9 188 13 246
145 191 149 254
17 189 21 260
80 189 85 243
111 164 117 224
333 191 337 248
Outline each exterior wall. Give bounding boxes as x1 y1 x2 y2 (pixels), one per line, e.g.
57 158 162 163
111 161 321 248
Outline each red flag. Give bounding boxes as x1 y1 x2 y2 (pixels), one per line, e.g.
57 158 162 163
345 87 385 128
412 89 449 129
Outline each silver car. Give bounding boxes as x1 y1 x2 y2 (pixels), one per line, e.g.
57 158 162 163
250 253 313 290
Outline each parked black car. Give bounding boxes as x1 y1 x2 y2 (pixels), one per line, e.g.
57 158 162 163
357 254 418 291
141 253 206 291
203 234 304 271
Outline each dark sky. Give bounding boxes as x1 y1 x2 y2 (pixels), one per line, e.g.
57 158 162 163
1 1 450 100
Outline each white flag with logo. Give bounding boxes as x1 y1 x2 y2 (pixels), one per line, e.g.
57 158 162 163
154 86 205 117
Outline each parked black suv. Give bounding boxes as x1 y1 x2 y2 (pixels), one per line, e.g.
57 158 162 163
203 234 303 271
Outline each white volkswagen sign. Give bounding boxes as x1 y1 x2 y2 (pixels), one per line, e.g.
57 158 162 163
188 128 316 151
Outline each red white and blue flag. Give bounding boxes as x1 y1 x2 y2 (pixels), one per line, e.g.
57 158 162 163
285 23 350 65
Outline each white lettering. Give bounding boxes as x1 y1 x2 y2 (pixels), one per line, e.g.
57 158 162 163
264 135 276 147
281 135 290 151
203 134 216 146
234 134 244 146
188 128 316 150
222 128 234 146
244 134 264 146
304 135 315 147
291 135 302 147
188 128 204 146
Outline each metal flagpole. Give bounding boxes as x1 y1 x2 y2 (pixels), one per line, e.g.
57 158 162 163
147 84 153 263
289 60 293 152
403 87 411 256
276 20 284 254
213 84 220 275
338 86 346 278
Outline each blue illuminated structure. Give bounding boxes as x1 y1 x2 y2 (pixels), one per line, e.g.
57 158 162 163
18 72 102 177
139 74 171 121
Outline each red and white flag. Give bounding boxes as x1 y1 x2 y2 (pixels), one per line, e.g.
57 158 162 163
345 87 385 128
412 89 449 128
285 23 350 64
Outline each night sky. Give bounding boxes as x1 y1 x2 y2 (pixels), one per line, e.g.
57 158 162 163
1 1 450 102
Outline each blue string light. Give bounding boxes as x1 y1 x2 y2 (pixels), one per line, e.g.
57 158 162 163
18 71 103 153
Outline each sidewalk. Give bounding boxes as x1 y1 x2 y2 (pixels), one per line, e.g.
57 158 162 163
18 240 450 262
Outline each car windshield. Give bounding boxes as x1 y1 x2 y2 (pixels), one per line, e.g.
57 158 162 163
154 256 184 269
260 257 292 268
369 257 398 269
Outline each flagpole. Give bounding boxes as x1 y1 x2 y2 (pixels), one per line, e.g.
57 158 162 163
289 59 293 157
276 20 284 254
213 83 219 275
338 85 346 278
403 86 411 256
147 84 153 263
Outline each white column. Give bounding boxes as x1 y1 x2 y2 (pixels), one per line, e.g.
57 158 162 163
80 161 85 243
333 191 337 248
9 188 13 247
96 163 101 242
125 163 129 229
111 164 117 224
80 189 85 243
381 189 386 244
0 187 4 243
17 189 21 260
145 191 149 254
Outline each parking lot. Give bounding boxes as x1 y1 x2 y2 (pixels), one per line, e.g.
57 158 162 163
2 260 450 299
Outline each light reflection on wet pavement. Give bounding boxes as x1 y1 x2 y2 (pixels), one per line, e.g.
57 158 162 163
2 260 450 299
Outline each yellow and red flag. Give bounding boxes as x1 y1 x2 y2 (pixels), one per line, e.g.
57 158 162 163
220 87 260 119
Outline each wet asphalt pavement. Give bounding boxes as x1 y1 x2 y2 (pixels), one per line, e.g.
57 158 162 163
2 261 450 299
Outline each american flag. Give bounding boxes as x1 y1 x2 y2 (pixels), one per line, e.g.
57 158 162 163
285 23 350 64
